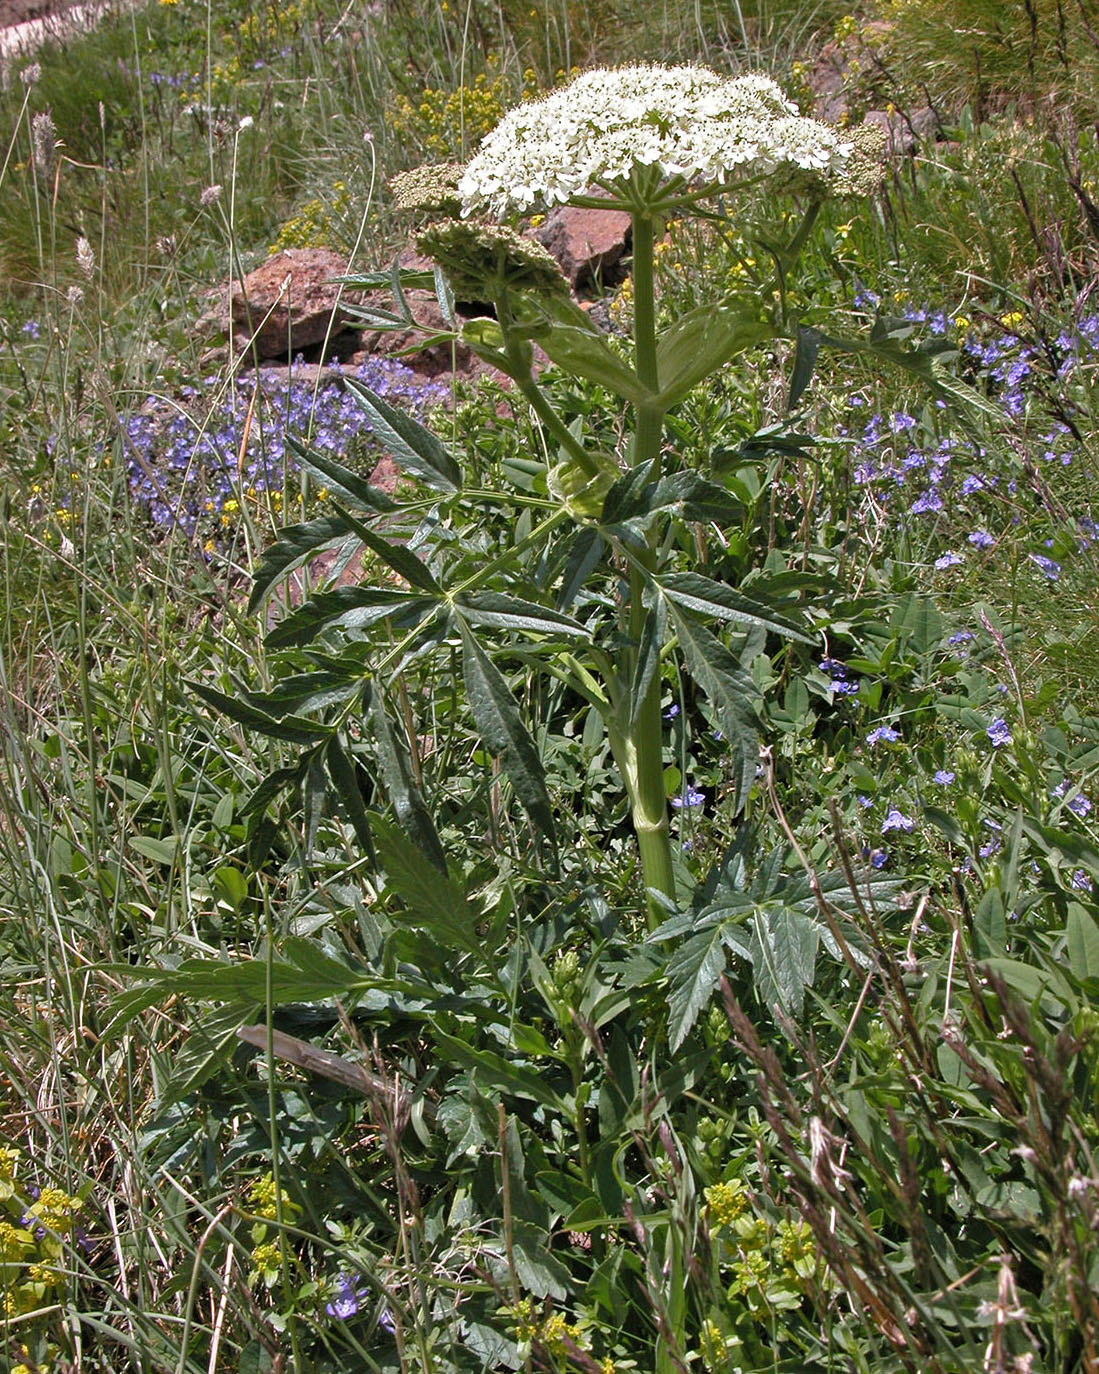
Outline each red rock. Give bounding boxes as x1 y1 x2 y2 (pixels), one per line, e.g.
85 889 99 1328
201 248 364 362
533 205 632 291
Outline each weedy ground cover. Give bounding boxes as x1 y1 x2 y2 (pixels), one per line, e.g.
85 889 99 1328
0 0 1098 1371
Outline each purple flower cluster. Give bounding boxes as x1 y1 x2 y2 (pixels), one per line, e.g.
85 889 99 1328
820 657 859 695
844 307 1099 572
122 357 445 543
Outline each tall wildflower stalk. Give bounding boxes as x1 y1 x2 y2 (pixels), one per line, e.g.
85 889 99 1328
446 66 871 916
241 65 883 927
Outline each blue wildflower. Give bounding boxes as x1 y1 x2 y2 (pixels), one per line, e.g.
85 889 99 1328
881 809 915 834
986 719 1011 748
1028 554 1061 581
671 787 705 809
867 725 900 745
910 489 943 515
935 551 963 569
326 1274 369 1321
1071 870 1094 892
932 769 955 785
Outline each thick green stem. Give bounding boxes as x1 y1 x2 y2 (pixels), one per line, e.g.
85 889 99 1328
612 209 677 924
631 212 660 396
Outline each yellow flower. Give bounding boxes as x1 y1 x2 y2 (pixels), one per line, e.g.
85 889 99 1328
247 1172 300 1222
27 1261 61 1286
953 315 970 331
250 1240 282 1284
699 1318 727 1369
704 1179 748 1228
26 1187 82 1234
0 1219 30 1262
1000 310 1023 328
0 1146 19 1178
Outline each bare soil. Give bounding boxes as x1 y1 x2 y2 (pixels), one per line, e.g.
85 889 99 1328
0 0 77 23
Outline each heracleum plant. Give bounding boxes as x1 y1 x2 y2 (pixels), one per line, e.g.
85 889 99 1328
209 64 890 925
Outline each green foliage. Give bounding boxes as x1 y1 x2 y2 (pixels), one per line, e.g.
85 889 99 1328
2 0 1099 1368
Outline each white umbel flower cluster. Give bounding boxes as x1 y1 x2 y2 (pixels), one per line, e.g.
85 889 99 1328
459 65 852 217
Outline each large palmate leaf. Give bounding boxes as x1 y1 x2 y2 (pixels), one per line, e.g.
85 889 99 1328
658 571 812 642
234 670 364 719
805 322 1005 423
370 693 447 871
749 905 819 1017
284 434 398 513
598 462 745 530
456 591 590 639
264 586 438 650
248 514 361 613
431 1028 566 1111
787 322 821 412
105 937 371 1030
344 376 462 493
458 619 556 844
664 606 761 813
191 681 332 744
665 920 752 1051
555 528 605 611
324 735 377 859
655 833 897 1043
370 815 487 963
645 471 746 523
329 502 442 594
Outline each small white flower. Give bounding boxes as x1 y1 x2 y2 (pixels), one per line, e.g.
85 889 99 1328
238 115 254 132
459 64 853 217
199 183 223 207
